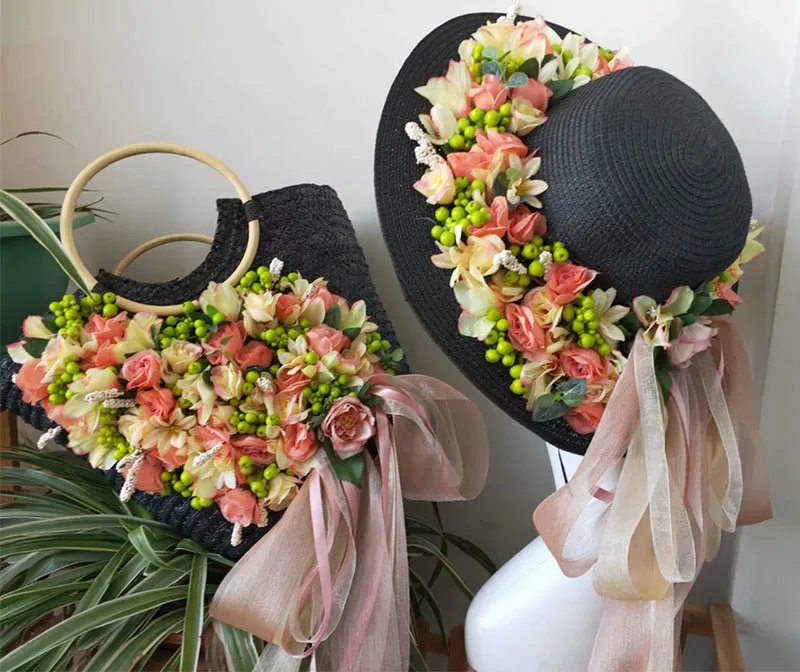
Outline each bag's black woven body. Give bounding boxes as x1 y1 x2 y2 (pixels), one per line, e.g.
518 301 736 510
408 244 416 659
0 184 406 560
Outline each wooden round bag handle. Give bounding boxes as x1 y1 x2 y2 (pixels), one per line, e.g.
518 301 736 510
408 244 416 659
60 143 259 316
112 233 213 275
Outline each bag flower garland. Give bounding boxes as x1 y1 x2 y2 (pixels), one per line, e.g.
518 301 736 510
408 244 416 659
407 11 764 435
9 259 406 544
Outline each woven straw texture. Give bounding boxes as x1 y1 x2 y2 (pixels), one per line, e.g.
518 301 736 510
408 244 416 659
0 184 407 560
374 12 751 456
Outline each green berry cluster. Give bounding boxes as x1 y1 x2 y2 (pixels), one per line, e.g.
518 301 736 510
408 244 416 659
552 43 598 79
304 373 357 416
160 469 213 509
511 238 570 278
164 303 219 344
469 43 528 82
45 355 85 404
481 308 525 392
240 457 280 499
260 318 312 349
561 294 612 355
447 101 513 151
49 292 117 340
98 407 131 461
364 331 399 374
499 268 532 289
235 266 275 294
431 178 490 247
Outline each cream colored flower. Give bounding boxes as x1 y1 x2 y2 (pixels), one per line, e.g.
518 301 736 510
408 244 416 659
508 96 547 136
265 473 300 511
199 282 240 322
142 407 197 456
419 104 460 145
242 289 280 337
505 154 548 208
62 367 120 429
175 371 217 425
211 362 243 401
633 286 694 347
521 354 563 406
160 340 203 384
38 335 84 383
68 420 116 470
187 452 237 499
414 60 472 117
117 312 162 356
589 288 630 347
431 233 504 287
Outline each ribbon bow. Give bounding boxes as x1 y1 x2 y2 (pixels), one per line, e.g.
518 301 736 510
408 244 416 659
210 374 488 671
533 318 772 671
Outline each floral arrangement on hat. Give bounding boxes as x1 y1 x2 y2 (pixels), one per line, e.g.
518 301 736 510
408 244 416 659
405 9 764 435
9 259 405 543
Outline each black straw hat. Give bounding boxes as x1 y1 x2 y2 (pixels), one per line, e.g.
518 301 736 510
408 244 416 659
0 185 407 559
375 12 751 456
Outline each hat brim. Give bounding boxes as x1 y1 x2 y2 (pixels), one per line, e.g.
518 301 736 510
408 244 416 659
375 13 592 455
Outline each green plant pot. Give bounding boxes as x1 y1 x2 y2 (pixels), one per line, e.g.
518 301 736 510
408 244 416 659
0 211 95 350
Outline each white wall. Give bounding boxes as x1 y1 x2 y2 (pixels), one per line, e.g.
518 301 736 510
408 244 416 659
1 0 797 661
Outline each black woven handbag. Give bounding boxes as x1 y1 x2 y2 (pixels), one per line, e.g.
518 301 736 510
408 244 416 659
0 144 407 560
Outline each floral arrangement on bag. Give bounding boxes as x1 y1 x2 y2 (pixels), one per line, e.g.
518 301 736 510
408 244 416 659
405 11 765 435
8 258 406 543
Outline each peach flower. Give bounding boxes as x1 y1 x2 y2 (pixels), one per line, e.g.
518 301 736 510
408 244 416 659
447 150 492 180
84 342 124 369
204 322 244 366
469 74 508 111
276 369 309 398
84 312 128 346
283 422 317 464
564 402 605 435
120 349 162 390
232 435 275 466
136 387 176 421
306 285 341 311
130 458 164 494
237 341 272 370
511 79 552 112
546 263 598 305
507 206 547 245
524 286 562 328
217 488 259 526
14 360 48 404
469 196 510 238
276 294 302 324
506 304 546 360
559 345 613 384
321 397 376 459
306 325 350 356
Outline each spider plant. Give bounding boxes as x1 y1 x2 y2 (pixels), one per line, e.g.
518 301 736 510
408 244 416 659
0 445 494 671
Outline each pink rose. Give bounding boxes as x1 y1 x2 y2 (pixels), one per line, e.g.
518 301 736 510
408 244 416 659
236 341 272 370
307 285 341 311
447 149 492 180
559 345 613 384
507 206 547 245
546 263 598 306
15 360 48 404
276 294 302 323
469 74 508 111
506 304 546 360
217 488 258 526
120 349 162 390
232 435 275 467
85 342 124 369
283 422 317 463
129 457 165 494
475 130 528 157
469 195 509 238
203 322 244 366
136 387 176 421
276 369 310 397
306 325 350 356
321 397 376 460
564 402 605 435
511 79 553 112
195 423 232 450
84 311 128 346
668 318 718 369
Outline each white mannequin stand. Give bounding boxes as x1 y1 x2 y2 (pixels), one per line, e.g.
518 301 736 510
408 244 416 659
465 443 619 672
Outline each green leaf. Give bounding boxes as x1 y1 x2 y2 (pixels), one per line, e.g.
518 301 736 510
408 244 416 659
0 586 189 671
481 60 502 77
482 46 500 60
406 536 475 599
547 78 574 100
541 53 556 67
0 466 118 513
441 533 498 575
175 539 235 568
151 324 161 351
492 172 508 198
0 536 121 559
356 380 373 400
702 299 735 316
1 515 172 542
689 292 713 316
518 57 540 80
557 377 587 407
655 365 672 405
409 568 448 652
214 621 260 672
531 394 569 422
323 444 365 486
390 348 405 363
106 554 149 598
680 313 697 327
342 326 361 340
323 304 341 329
180 555 207 672
505 71 529 88
0 582 91 624
0 190 93 295
0 130 67 146
94 609 184 672
21 338 49 358
128 526 177 569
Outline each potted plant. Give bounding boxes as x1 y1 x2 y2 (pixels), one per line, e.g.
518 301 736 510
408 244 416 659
0 132 111 350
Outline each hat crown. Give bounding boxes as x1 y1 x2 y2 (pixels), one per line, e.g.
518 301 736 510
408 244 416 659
533 66 751 302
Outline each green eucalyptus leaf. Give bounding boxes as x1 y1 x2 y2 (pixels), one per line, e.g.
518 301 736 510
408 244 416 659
179 555 207 672
323 304 341 329
505 71 529 88
531 394 569 422
547 78 574 100
482 46 500 60
702 299 735 316
21 338 49 359
557 377 587 407
390 348 405 363
323 444 365 486
0 190 93 295
481 60 502 77
518 57 540 80
342 326 361 340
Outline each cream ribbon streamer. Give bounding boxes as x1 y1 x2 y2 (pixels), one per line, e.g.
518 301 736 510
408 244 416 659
210 374 489 671
533 318 772 671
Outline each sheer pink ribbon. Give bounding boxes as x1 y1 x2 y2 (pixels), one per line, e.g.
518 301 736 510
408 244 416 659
210 374 488 671
533 318 772 671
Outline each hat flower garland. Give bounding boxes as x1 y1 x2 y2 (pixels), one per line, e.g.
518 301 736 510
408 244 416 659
8 259 405 545
406 7 765 435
